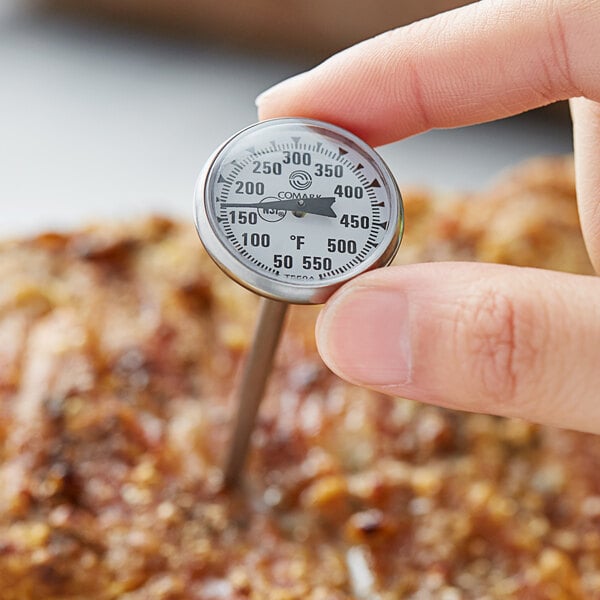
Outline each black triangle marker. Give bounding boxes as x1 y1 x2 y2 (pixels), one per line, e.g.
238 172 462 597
375 221 388 229
217 175 227 184
367 178 381 188
355 163 364 170
338 147 348 156
292 136 301 146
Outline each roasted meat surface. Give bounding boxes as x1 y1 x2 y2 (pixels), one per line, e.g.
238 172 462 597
1 158 599 599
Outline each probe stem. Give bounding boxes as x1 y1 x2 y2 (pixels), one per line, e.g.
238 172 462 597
222 297 289 489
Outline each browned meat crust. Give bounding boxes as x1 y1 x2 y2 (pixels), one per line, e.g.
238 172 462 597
1 157 598 599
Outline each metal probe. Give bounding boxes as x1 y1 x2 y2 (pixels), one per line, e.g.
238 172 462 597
222 298 289 489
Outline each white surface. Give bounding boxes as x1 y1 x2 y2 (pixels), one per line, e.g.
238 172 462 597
0 5 573 236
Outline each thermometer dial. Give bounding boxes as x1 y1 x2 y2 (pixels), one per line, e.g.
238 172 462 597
194 118 403 304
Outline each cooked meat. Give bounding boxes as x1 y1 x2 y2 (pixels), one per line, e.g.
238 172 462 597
0 157 598 599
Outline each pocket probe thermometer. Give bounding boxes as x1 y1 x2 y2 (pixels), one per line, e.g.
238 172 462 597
194 117 404 489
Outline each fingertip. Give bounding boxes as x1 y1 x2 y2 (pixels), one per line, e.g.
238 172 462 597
315 284 361 383
316 282 412 387
315 286 350 380
255 71 312 120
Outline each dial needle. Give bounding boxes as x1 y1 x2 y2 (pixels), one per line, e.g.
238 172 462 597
224 197 337 218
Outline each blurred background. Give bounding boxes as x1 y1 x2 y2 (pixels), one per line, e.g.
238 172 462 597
0 0 573 237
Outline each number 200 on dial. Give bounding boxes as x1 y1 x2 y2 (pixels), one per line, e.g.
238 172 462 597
194 118 404 304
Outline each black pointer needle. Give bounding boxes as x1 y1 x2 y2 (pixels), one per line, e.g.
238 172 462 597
223 197 337 218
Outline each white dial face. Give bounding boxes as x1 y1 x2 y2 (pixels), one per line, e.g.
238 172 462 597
196 119 402 303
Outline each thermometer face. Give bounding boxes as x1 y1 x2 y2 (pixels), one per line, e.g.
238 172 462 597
194 118 403 304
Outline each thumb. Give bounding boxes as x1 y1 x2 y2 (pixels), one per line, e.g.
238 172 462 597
316 263 600 433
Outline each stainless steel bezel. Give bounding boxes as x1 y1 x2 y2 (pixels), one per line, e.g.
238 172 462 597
193 117 403 304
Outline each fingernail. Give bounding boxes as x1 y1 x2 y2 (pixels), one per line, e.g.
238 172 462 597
317 286 412 386
255 72 309 108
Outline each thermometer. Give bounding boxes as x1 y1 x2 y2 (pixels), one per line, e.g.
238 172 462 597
194 118 404 488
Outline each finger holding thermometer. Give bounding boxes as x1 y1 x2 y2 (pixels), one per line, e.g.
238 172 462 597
193 117 403 488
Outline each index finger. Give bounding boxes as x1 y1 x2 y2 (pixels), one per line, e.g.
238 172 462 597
257 0 599 146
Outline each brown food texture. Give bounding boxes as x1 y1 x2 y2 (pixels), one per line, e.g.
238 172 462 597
0 157 599 599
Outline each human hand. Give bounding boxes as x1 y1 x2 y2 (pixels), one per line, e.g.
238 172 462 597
256 0 600 434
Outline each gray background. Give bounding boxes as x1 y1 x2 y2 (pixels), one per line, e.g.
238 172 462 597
0 1 573 237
